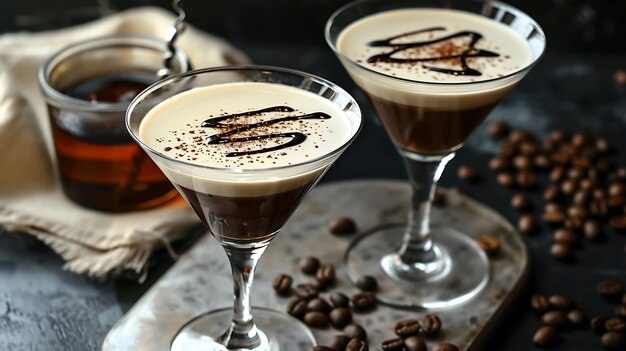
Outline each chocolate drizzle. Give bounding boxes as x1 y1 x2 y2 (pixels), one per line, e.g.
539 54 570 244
203 106 331 157
367 27 499 76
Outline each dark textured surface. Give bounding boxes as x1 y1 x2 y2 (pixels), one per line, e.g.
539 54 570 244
1 1 626 350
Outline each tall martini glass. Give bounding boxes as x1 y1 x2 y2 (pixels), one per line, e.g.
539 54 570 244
326 0 546 309
126 66 362 350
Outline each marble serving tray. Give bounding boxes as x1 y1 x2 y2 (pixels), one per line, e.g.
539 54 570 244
103 180 528 351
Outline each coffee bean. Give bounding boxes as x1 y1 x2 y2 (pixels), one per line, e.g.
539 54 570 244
497 172 515 187
329 292 350 308
593 188 608 200
329 216 357 235
345 338 368 351
394 319 421 338
509 130 533 144
499 142 518 158
273 274 293 296
518 214 538 234
476 235 501 256
567 309 587 328
355 276 378 292
551 243 572 261
614 305 626 318
316 265 336 285
544 185 561 202
307 298 332 314
329 308 352 329
548 295 574 310
591 316 611 335
381 338 405 351
550 167 566 182
433 188 447 207
596 138 612 154
421 314 441 336
567 167 584 181
522 141 540 156
608 195 626 209
432 343 459 351
542 310 569 329
404 336 426 351
597 280 624 298
517 170 537 188
601 332 625 350
568 205 589 220
310 278 328 291
573 190 590 206
553 229 578 247
294 284 319 300
590 199 609 218
545 202 564 214
489 157 511 172
511 193 532 211
328 335 351 350
312 346 333 351
561 179 578 195
287 299 307 319
543 210 566 225
299 256 321 275
458 165 478 181
535 154 552 169
533 326 560 348
303 311 329 327
609 215 626 230
343 324 367 341
605 318 625 332
351 292 377 312
613 167 626 181
531 294 551 312
609 182 626 197
549 130 569 144
564 217 583 232
514 155 533 170
488 121 509 137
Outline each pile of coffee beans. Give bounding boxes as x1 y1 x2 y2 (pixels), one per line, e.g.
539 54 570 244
379 315 459 351
590 280 626 349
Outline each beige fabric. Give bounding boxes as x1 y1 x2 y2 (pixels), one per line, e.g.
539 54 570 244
0 7 248 280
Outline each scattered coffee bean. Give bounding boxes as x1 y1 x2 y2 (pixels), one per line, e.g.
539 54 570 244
604 317 625 332
531 294 551 313
351 292 377 312
329 292 350 308
509 130 532 144
535 154 552 169
303 311 329 327
542 310 569 329
549 130 569 144
329 308 352 329
550 243 572 261
345 338 368 351
433 188 447 207
329 216 357 235
553 228 578 247
499 142 517 158
328 335 351 350
533 326 560 348
597 280 624 299
550 167 566 182
544 185 561 202
488 121 509 137
543 209 566 225
489 157 511 172
309 278 328 291
497 172 515 187
343 324 367 341
294 284 319 300
307 298 332 314
431 342 460 351
299 256 321 275
614 305 626 318
573 190 590 206
287 298 307 319
609 215 626 230
518 214 538 234
476 235 501 256
517 170 537 188
316 265 336 286
609 182 626 197
381 338 405 351
567 309 587 328
511 193 532 211
458 165 479 181
514 155 533 170
404 336 426 351
568 205 589 220
590 199 609 218
561 179 578 195
420 314 442 336
549 295 574 310
567 167 584 181
601 332 625 350
394 319 421 338
273 274 293 296
355 275 378 292
591 316 611 335
564 217 583 232
312 346 333 351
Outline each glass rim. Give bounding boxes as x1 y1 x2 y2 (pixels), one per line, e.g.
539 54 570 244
324 0 547 87
126 65 363 175
38 34 190 112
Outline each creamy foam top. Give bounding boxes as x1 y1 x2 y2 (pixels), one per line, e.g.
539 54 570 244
140 82 352 170
337 8 532 83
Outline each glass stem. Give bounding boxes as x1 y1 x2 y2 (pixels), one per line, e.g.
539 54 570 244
220 243 269 350
395 152 455 275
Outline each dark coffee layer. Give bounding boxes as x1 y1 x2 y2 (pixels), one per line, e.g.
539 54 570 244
177 181 315 243
364 91 497 154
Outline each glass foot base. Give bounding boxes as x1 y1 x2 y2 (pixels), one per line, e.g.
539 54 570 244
170 307 316 351
345 224 489 309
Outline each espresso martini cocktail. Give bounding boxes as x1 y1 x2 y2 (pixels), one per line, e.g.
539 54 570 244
326 0 546 308
127 67 362 351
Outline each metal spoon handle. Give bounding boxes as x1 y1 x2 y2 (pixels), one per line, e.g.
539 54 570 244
157 0 187 79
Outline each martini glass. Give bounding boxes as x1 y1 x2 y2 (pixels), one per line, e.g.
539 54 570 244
326 0 546 309
126 66 362 350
